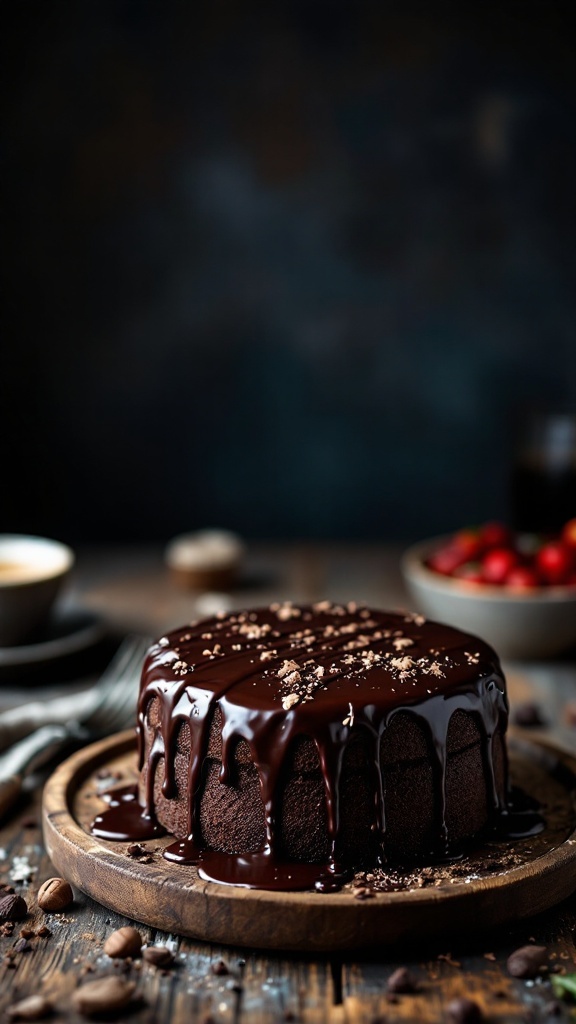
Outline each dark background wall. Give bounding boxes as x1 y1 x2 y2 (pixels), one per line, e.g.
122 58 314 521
2 1 575 543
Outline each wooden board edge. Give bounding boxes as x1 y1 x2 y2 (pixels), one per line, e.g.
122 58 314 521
41 731 576 951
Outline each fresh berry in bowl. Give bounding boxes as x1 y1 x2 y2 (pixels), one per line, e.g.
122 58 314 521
422 520 576 591
401 519 576 659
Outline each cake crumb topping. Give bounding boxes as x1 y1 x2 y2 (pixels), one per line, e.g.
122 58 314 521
278 660 300 679
404 612 426 626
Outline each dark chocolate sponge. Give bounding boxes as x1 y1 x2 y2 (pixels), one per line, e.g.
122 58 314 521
136 603 509 887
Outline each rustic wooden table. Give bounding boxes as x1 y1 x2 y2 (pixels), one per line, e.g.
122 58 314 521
1 544 575 1022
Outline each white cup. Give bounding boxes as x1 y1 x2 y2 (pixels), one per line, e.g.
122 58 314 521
0 535 75 646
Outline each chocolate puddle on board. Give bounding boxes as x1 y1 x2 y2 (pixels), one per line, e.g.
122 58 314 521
84 742 571 896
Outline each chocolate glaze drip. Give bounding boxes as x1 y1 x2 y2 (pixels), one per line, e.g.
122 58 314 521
92 785 166 842
93 603 516 890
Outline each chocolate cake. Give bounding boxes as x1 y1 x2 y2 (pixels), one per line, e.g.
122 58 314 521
131 603 509 890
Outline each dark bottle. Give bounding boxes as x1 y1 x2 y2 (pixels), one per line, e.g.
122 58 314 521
510 412 576 534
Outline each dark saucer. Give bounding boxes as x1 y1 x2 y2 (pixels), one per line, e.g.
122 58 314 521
0 605 105 673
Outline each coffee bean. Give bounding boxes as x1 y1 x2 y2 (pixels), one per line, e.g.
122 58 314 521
211 959 229 975
0 895 28 921
446 997 483 1023
386 966 418 993
37 878 74 912
71 977 136 1016
507 945 548 978
104 926 143 959
142 946 174 967
6 994 52 1020
126 844 146 858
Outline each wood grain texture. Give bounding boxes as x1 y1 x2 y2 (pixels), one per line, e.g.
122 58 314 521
41 731 576 954
1 544 576 1021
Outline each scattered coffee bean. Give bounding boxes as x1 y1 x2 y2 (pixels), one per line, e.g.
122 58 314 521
19 927 35 939
126 844 146 858
37 878 74 912
71 976 136 1016
104 926 143 959
446 997 483 1023
6 994 52 1020
36 925 52 938
507 945 548 979
0 895 28 921
513 702 546 727
386 966 418 993
143 946 174 967
211 959 229 976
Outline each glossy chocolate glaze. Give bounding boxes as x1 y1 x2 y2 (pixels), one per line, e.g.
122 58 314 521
93 603 513 890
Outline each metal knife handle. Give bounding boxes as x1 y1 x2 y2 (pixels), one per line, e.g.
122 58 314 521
0 723 83 780
0 691 95 754
0 775 22 822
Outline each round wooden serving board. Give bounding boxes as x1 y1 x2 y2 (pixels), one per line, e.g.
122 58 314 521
42 731 576 952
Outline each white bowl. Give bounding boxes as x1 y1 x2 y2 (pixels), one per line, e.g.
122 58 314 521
401 537 576 660
0 535 75 646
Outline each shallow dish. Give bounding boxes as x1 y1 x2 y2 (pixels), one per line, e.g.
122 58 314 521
401 537 576 659
0 606 104 673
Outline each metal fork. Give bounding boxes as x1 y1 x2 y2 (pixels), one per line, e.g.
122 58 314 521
0 634 151 822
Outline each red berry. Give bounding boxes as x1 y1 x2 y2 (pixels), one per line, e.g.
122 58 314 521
453 562 483 583
427 545 466 576
482 548 519 584
536 542 574 585
505 566 540 590
479 521 512 550
453 529 483 560
561 518 576 550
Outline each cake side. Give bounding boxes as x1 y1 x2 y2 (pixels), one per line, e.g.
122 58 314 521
136 603 509 883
